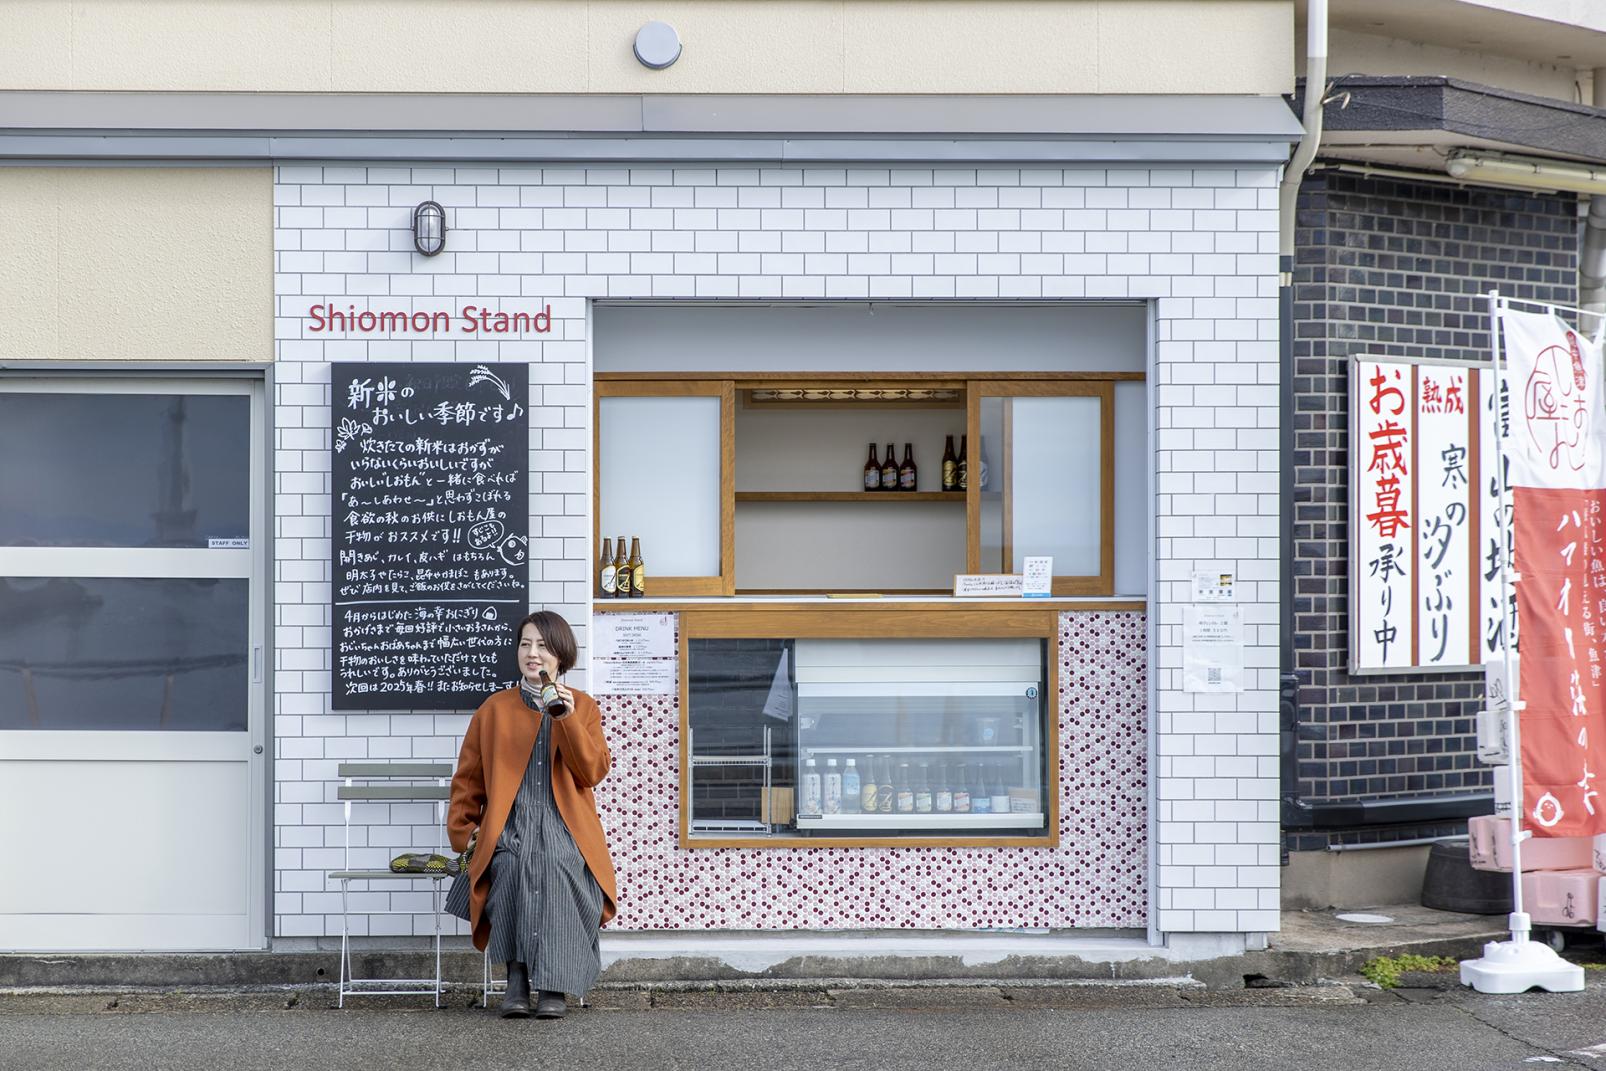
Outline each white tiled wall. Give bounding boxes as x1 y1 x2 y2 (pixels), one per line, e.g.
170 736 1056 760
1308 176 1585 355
272 162 1281 942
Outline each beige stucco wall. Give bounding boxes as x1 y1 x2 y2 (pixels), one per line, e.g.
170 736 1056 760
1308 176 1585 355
1309 27 1582 102
0 168 272 362
3 1 1293 95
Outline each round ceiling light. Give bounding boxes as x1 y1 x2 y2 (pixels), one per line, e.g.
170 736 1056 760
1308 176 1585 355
634 21 682 69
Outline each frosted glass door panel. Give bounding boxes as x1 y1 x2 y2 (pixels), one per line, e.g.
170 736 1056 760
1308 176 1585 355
978 397 1004 571
1009 397 1102 575
600 396 722 577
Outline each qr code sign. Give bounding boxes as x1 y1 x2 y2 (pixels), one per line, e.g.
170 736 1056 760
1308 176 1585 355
1206 667 1223 685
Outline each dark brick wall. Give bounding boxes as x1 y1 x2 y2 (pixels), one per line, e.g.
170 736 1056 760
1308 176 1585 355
1287 169 1578 851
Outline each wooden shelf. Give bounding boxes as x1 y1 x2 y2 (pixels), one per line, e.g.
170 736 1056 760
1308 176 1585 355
736 491 964 503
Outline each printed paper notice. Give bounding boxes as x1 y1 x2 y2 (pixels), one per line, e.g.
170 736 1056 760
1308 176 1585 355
593 613 674 660
1022 557 1053 598
590 657 676 696
1183 604 1243 693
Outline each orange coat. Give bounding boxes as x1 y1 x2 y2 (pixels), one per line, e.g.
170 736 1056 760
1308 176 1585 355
447 686 618 951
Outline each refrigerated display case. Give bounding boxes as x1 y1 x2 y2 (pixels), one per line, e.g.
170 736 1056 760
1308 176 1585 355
791 638 1047 836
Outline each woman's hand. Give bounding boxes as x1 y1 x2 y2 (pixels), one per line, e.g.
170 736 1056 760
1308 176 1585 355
551 682 576 719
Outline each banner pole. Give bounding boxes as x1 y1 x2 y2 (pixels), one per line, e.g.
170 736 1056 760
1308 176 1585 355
1487 288 1528 946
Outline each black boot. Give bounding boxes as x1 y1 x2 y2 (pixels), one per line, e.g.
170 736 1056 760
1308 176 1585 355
499 961 531 1018
534 990 567 1019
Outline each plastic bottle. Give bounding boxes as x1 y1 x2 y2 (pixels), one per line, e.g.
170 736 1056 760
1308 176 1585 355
801 758 822 815
824 757 843 815
842 758 862 814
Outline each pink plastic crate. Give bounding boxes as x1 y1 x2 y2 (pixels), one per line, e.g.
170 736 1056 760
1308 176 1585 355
1523 869 1599 928
1467 815 1592 872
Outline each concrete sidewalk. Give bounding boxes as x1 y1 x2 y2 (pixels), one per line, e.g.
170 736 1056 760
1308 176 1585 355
0 903 1528 1006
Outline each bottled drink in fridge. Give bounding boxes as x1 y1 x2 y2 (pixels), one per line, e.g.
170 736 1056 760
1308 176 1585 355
878 756 896 814
895 762 914 814
801 758 822 815
842 758 862 813
952 763 971 813
988 762 1010 815
914 762 933 813
823 758 842 815
863 443 881 491
971 762 991 814
859 757 878 814
934 762 953 813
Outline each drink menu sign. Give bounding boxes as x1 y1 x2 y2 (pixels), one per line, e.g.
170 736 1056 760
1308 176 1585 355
331 362 529 709
1502 309 1606 839
1350 355 1505 672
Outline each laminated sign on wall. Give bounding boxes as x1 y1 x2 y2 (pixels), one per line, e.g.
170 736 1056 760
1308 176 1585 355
1349 355 1509 673
1501 309 1606 839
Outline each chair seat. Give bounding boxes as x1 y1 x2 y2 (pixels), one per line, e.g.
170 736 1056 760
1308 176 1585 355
329 869 450 881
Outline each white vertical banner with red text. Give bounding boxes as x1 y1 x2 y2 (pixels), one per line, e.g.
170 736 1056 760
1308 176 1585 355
1500 308 1606 839
1350 357 1486 672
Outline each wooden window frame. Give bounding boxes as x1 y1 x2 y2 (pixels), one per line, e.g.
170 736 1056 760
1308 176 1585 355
965 380 1117 597
676 605 1063 850
594 380 736 597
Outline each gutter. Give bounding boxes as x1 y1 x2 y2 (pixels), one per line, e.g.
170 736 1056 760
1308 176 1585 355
1278 0 1326 838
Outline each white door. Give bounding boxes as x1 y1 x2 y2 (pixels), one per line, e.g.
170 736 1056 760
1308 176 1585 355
0 376 267 951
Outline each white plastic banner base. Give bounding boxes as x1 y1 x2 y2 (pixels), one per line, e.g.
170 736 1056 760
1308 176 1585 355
1460 932 1584 995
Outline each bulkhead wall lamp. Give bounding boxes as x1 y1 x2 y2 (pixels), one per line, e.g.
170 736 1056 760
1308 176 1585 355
413 200 447 257
1445 151 1606 197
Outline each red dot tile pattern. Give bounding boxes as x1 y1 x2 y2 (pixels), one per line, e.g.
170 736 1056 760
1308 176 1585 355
592 612 1148 930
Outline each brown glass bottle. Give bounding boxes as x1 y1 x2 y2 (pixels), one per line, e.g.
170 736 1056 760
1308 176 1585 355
957 434 969 491
898 443 917 491
612 534 629 598
863 443 881 491
880 442 898 491
628 537 645 598
941 435 957 491
598 537 616 598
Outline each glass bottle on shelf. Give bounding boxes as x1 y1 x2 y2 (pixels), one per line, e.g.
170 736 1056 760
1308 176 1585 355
878 756 895 814
899 444 917 491
941 435 957 492
863 443 881 491
597 537 615 598
988 762 1010 815
952 763 971 813
957 434 968 492
934 762 953 813
801 757 822 815
971 763 991 814
895 762 914 813
842 758 861 814
628 536 645 598
914 762 933 813
824 758 842 815
860 757 878 814
881 442 898 492
611 535 629 598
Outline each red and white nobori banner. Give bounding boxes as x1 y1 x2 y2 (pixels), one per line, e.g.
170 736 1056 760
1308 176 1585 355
1503 307 1606 838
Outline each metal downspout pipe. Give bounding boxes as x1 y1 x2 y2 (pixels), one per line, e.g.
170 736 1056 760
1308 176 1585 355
1278 0 1327 836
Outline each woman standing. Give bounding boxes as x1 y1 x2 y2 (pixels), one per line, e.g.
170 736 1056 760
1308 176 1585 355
448 610 618 1019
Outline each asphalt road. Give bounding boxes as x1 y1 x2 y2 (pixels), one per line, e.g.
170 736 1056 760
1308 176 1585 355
6 981 1606 1071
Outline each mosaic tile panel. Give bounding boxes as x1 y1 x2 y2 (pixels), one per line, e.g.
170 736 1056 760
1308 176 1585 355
592 611 1148 930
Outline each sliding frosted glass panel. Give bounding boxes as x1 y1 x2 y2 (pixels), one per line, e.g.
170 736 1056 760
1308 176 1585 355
1008 396 1102 576
978 396 1005 571
599 396 721 577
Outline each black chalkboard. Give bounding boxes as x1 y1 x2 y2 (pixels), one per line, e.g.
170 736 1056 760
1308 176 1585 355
331 362 529 710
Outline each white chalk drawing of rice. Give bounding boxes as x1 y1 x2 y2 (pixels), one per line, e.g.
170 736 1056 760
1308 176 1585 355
469 365 512 400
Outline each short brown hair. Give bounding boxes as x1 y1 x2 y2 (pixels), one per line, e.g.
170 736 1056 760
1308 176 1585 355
513 610 577 675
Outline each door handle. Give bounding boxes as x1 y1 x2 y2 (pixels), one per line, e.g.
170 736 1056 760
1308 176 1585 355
251 646 263 684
